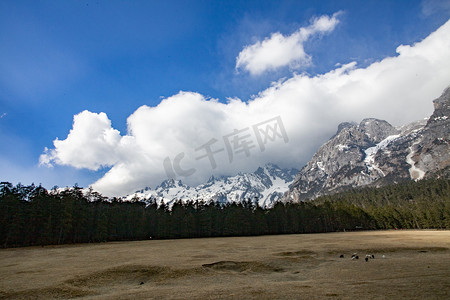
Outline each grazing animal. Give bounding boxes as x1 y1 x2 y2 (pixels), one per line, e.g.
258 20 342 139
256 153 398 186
340 254 344 258
382 255 386 259
365 257 369 262
140 282 144 285
372 255 375 259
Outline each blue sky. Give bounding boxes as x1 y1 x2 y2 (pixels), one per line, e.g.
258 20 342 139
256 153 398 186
1 0 450 195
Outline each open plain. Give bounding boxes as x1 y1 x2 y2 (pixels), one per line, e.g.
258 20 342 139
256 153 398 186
0 230 449 299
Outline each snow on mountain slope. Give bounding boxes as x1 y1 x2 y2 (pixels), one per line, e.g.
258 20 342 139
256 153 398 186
364 134 401 175
124 164 298 207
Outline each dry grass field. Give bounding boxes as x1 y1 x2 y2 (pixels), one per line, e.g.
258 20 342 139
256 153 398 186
0 230 449 299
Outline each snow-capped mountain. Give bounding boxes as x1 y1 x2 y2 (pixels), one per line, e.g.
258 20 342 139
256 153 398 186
124 163 298 207
286 86 450 201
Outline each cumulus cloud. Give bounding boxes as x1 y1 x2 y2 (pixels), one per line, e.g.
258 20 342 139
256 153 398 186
235 12 341 75
40 111 123 170
41 19 450 197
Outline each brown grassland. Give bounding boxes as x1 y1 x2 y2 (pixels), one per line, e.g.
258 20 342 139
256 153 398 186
0 230 449 299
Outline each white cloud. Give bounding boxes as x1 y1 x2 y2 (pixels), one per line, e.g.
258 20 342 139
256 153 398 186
40 111 123 170
41 19 450 197
235 12 341 75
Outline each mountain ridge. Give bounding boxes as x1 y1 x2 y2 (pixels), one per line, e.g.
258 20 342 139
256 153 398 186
285 85 450 201
124 163 298 207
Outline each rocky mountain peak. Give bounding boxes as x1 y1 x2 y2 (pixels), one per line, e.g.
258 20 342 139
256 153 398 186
157 179 185 190
427 87 450 128
334 121 356 136
433 86 450 110
359 118 399 143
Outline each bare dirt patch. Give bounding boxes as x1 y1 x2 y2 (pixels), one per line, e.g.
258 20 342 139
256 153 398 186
0 230 449 299
202 260 283 273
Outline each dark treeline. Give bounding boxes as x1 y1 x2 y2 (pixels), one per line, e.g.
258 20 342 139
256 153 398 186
0 179 449 248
